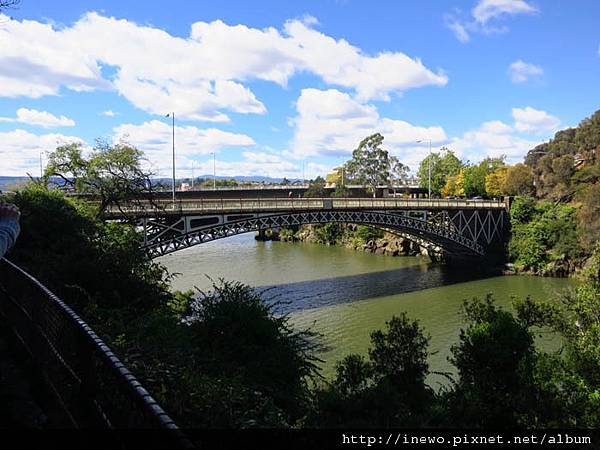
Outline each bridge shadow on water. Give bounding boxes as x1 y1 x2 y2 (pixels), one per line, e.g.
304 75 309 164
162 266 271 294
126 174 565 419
255 263 498 315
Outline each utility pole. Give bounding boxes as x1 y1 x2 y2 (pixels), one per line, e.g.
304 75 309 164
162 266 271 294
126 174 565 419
166 112 175 205
302 161 305 184
39 150 43 178
417 139 432 198
212 152 216 190
191 160 194 189
428 139 432 199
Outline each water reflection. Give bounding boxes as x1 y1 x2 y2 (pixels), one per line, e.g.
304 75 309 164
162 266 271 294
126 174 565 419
258 264 495 314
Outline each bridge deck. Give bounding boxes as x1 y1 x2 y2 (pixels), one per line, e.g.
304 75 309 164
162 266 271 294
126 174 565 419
107 197 508 218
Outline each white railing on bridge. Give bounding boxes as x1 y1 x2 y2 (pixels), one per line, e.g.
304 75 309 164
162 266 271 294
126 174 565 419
106 197 508 216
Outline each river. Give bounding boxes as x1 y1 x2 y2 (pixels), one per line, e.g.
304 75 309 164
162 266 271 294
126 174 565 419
157 233 573 386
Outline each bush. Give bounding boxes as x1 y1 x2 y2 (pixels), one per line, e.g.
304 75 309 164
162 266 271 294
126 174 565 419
311 313 434 428
445 294 538 427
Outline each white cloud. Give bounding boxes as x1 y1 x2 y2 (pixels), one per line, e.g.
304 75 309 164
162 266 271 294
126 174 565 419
445 0 537 42
451 107 561 163
508 60 544 83
0 13 447 121
193 152 306 180
472 0 537 25
289 88 447 169
512 106 560 134
444 15 470 43
0 108 75 128
451 120 539 163
0 129 84 176
113 120 256 176
101 110 117 117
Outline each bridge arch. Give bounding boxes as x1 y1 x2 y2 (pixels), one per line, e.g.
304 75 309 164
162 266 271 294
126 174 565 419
140 210 486 258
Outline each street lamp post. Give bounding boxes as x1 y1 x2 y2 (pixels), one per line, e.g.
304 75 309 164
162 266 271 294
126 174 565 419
302 161 306 185
417 139 432 198
211 152 216 190
166 112 176 204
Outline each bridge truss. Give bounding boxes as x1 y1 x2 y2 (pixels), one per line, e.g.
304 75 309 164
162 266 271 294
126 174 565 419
136 207 506 258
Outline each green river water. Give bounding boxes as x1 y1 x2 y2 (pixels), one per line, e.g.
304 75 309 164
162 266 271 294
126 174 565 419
158 233 573 386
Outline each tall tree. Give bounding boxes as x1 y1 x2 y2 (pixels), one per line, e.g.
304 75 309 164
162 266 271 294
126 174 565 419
462 157 505 198
389 156 410 194
345 133 392 197
417 147 463 196
485 166 508 197
44 140 157 217
502 163 534 196
303 176 328 198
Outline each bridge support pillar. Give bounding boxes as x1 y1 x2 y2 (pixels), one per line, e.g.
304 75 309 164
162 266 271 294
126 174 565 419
255 229 267 241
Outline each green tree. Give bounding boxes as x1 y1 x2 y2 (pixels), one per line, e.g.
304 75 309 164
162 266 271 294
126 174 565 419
389 156 410 193
345 133 392 197
185 280 321 423
446 295 538 427
311 313 434 428
303 176 328 197
502 163 534 196
7 184 169 312
417 148 463 196
513 245 600 427
578 183 600 248
462 157 505 198
44 141 155 216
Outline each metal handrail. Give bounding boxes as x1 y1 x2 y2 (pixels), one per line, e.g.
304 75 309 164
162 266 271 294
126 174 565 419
104 197 507 218
0 257 193 447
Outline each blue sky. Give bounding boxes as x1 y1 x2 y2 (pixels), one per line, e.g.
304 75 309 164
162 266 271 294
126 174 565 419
0 0 599 178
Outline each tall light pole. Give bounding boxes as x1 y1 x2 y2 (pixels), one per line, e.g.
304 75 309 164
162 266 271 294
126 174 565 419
211 152 216 190
302 160 306 184
191 160 194 190
417 139 432 198
166 112 175 204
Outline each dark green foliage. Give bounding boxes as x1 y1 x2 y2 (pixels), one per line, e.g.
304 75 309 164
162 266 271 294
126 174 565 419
369 315 429 388
417 147 463 196
186 280 321 418
354 225 383 242
311 222 344 245
3 184 323 429
510 196 536 224
462 157 505 198
345 133 393 197
331 183 350 198
512 244 600 427
6 185 169 313
311 313 434 428
445 294 538 427
303 176 328 198
508 198 583 273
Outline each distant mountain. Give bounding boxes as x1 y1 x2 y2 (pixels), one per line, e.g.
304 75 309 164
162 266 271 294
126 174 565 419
0 175 302 191
0 176 31 191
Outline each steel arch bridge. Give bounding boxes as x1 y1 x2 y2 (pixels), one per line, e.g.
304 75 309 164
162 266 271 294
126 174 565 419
106 197 508 259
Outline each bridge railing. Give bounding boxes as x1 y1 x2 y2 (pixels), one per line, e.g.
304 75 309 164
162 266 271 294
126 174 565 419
105 197 507 217
0 257 192 447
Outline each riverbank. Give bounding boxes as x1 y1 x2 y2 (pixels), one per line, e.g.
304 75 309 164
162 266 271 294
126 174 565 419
258 215 591 278
256 224 442 260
